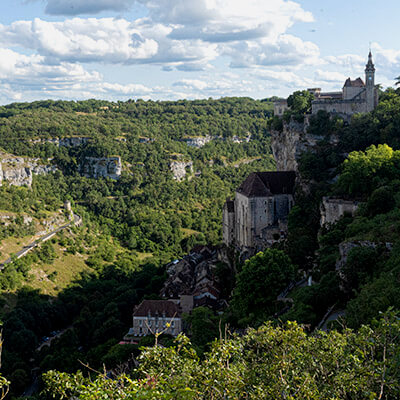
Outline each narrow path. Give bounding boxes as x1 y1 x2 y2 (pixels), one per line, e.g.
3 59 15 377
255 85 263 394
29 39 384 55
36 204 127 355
0 213 82 270
36 326 73 352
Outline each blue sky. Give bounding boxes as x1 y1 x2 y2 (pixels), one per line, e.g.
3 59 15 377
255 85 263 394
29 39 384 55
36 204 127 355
0 0 399 103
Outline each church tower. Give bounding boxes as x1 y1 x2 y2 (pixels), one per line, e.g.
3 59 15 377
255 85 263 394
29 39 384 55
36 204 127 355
365 51 376 112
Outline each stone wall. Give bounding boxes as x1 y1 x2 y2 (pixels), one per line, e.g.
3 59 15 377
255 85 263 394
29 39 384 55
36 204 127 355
311 99 368 117
320 197 359 226
222 203 235 246
81 156 122 179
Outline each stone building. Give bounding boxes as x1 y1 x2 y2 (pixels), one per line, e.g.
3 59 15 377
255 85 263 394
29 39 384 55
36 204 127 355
130 300 182 337
273 99 289 116
223 171 296 251
311 52 378 116
320 197 360 226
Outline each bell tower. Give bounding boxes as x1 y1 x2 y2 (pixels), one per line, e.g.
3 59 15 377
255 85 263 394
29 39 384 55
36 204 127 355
365 51 376 112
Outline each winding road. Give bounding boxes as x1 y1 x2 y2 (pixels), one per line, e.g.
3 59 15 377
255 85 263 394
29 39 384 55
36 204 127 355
0 213 82 270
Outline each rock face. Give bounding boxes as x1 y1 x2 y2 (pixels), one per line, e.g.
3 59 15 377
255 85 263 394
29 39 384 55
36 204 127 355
81 156 122 179
183 136 212 148
320 197 360 226
336 241 393 271
271 117 339 172
231 134 252 144
0 153 56 187
31 137 90 147
170 160 193 181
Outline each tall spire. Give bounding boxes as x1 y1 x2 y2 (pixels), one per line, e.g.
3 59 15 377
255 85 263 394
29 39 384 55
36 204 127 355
366 50 375 72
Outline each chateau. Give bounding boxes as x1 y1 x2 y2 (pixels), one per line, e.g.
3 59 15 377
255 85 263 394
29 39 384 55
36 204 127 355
274 52 378 117
223 171 296 252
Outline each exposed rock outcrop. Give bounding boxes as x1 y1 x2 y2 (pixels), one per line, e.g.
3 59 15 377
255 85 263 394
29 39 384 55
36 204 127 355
0 153 56 187
183 136 212 148
31 137 90 147
320 197 360 226
231 134 252 144
271 117 339 172
336 241 393 271
81 156 122 179
170 160 193 181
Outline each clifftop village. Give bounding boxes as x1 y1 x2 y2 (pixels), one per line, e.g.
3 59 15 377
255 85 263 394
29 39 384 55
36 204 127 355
123 52 379 342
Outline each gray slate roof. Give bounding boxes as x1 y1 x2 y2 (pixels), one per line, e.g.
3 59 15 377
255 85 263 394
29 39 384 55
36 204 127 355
237 171 296 197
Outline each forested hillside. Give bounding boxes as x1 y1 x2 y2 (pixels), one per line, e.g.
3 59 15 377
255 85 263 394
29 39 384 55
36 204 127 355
2 88 400 398
0 97 276 396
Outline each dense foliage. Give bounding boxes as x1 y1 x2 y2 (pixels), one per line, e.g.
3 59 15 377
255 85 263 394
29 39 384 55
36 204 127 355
2 88 400 397
0 98 274 261
44 311 400 399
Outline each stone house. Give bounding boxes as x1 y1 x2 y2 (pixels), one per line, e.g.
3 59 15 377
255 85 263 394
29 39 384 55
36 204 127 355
223 171 296 251
320 197 359 226
273 99 289 116
130 300 182 337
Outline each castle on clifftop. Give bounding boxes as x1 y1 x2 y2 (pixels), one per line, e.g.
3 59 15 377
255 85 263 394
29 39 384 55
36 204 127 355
274 51 379 117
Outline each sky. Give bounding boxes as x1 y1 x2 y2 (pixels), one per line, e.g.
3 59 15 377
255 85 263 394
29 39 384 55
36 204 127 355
0 0 399 104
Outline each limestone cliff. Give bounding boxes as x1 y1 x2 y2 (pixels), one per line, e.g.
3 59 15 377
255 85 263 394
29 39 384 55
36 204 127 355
81 156 122 179
31 137 90 147
0 153 56 187
183 136 212 148
170 160 193 181
271 117 339 172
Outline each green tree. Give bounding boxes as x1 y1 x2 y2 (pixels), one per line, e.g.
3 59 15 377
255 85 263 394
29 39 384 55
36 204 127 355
231 249 295 326
43 311 400 399
287 90 314 114
184 307 219 355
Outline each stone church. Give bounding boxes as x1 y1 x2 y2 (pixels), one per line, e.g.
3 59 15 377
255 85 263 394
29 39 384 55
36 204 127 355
274 52 379 117
223 171 296 252
311 51 378 115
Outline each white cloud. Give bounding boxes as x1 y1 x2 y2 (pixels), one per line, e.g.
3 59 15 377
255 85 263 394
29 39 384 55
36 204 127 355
0 18 158 63
324 45 400 87
225 34 320 68
252 68 313 88
314 70 348 83
3 0 317 71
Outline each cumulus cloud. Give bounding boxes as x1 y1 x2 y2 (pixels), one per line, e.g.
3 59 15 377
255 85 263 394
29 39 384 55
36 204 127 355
324 45 400 87
10 0 317 70
0 18 158 63
225 34 320 68
0 45 163 102
314 70 348 83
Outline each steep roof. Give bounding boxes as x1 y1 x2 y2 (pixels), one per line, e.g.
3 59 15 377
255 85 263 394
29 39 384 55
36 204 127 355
133 300 181 318
343 77 365 88
237 171 296 197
